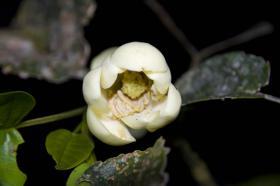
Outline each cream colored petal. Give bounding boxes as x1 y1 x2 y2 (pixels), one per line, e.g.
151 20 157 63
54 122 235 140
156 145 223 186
87 108 136 146
101 59 124 89
111 42 168 72
83 68 110 115
121 108 159 130
90 47 117 70
145 69 171 94
83 68 102 104
146 84 181 132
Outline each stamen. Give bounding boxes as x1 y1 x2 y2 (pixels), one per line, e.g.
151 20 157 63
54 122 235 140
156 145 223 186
109 91 151 119
105 71 154 119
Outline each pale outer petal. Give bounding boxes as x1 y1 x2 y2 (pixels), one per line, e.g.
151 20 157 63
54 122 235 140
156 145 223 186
83 68 110 115
146 84 182 132
90 47 117 70
111 42 169 73
100 59 124 89
83 68 103 104
87 107 136 146
145 69 171 94
120 107 160 130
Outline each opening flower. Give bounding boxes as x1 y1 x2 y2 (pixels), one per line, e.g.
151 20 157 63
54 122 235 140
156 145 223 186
83 42 181 145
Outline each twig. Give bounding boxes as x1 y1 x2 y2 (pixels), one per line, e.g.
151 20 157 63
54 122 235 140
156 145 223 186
145 0 198 57
193 22 274 66
145 0 274 68
174 138 219 186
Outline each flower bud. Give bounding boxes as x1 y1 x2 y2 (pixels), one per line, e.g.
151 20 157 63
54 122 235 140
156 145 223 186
83 42 181 145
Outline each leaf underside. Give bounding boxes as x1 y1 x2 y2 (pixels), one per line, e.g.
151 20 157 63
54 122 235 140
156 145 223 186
0 0 96 83
78 137 169 186
175 52 270 105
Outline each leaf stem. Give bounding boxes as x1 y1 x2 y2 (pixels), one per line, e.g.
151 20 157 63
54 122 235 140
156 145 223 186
261 94 280 104
73 123 83 133
17 107 86 129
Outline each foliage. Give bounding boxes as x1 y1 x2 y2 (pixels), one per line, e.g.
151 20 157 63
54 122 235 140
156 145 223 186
0 91 35 129
66 155 96 186
175 52 270 105
0 91 35 185
0 2 278 184
0 129 26 186
46 129 94 170
0 0 96 83
0 50 277 185
78 137 169 186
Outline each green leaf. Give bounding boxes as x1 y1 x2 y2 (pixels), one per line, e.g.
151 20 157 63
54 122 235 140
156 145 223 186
46 129 94 170
0 91 35 129
175 52 270 105
66 154 96 186
78 137 169 186
237 174 280 186
0 129 26 186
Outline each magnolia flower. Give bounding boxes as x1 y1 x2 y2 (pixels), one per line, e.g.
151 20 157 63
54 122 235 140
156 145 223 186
83 42 181 145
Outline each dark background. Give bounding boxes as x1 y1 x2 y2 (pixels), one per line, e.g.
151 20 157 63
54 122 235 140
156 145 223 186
0 0 280 185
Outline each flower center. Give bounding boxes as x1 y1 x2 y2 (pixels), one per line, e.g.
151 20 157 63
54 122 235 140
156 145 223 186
121 71 152 99
106 71 153 119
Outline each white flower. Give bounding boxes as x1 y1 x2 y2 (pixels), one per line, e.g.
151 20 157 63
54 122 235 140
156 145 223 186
83 42 181 145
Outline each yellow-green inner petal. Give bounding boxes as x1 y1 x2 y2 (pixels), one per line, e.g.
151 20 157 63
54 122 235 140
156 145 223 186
121 71 152 99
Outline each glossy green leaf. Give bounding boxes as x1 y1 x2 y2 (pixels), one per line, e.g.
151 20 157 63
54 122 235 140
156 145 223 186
237 174 280 186
175 52 270 105
66 154 96 186
78 137 169 186
46 129 94 170
0 91 35 129
0 129 26 186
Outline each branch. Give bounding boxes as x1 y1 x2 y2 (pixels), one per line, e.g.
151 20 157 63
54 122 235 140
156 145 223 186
145 0 198 57
174 139 219 186
144 0 274 68
193 22 274 66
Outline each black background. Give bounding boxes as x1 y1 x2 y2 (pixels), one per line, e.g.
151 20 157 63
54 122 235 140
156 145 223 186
0 0 280 185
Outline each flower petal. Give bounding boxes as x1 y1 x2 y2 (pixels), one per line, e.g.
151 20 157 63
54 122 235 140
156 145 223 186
87 107 136 146
90 47 117 70
83 68 102 104
146 84 181 132
121 108 159 130
111 42 168 72
83 68 110 116
101 59 124 89
145 69 171 94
